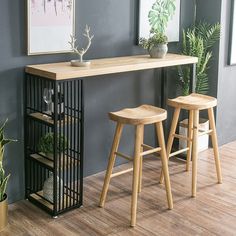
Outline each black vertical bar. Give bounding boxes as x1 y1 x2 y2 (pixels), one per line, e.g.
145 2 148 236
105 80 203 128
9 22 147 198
24 74 28 198
70 81 73 207
76 80 80 204
66 81 69 209
62 82 66 210
160 68 167 109
160 68 168 140
189 63 196 93
73 80 76 206
80 79 84 206
53 81 58 216
58 82 62 211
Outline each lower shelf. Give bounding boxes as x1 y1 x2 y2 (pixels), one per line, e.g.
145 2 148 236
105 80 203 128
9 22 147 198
29 190 80 212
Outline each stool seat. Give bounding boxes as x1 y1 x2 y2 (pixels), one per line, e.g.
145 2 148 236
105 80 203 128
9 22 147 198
109 104 167 125
167 93 217 110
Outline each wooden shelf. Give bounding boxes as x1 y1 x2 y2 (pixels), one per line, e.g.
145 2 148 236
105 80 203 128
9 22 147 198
25 54 198 80
29 190 76 211
29 112 75 125
30 153 79 169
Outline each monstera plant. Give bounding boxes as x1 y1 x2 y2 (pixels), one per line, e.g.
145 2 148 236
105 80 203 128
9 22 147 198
0 119 16 231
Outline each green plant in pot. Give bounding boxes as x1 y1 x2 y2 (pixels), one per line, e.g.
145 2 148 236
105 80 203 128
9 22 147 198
139 0 176 58
38 132 68 160
0 120 17 231
140 32 168 58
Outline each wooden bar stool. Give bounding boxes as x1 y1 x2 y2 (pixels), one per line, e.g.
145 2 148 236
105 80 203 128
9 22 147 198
160 93 222 197
99 105 173 227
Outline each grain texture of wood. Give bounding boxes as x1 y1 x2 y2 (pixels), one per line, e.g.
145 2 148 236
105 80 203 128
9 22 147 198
192 110 199 197
131 125 143 227
99 123 123 208
208 108 222 184
186 110 194 171
3 141 236 235
160 108 180 184
167 93 217 110
156 122 173 210
109 104 167 125
25 54 198 80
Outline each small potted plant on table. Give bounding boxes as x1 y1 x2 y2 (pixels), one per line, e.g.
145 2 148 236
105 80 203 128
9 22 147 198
140 31 168 58
0 120 16 232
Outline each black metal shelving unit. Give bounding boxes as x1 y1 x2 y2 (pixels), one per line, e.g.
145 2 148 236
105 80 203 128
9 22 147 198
24 74 84 217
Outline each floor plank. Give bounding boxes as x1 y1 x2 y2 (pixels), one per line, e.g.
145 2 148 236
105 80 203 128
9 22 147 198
2 141 236 236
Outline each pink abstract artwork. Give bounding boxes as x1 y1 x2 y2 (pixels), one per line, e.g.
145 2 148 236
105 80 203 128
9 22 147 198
31 0 73 27
28 0 74 54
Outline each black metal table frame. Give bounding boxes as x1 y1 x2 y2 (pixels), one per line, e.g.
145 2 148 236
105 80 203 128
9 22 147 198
24 62 196 217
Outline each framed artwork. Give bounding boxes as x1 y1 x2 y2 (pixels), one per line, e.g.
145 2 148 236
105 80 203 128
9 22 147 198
138 0 181 42
27 0 75 55
229 0 236 65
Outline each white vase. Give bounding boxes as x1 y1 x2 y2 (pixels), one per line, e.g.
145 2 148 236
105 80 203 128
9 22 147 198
43 173 63 203
179 118 209 153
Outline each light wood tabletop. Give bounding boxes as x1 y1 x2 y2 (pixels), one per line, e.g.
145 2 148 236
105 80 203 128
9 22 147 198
25 54 198 80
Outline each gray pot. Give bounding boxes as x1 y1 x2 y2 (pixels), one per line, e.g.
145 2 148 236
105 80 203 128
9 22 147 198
149 44 168 58
71 60 91 67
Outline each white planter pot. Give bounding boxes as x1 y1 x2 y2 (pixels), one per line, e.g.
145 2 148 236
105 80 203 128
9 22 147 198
179 118 209 153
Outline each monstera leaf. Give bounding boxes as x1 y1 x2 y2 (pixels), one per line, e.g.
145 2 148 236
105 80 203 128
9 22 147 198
148 0 176 33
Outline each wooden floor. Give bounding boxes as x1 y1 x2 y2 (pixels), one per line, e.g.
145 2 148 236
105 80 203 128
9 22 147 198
2 141 236 236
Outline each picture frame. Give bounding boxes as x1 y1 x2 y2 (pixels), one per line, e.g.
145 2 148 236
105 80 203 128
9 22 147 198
27 0 75 55
229 0 236 65
138 0 181 42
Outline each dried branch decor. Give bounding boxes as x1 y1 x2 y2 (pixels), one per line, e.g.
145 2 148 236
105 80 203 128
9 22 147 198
69 25 94 63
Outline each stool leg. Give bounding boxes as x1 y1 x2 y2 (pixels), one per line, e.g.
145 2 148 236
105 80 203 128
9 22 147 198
131 125 143 227
156 122 173 210
208 108 222 184
99 123 123 207
138 128 144 193
186 110 194 171
160 108 180 184
192 110 199 197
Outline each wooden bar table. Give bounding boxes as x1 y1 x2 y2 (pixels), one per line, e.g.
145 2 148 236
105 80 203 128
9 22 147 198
24 53 198 216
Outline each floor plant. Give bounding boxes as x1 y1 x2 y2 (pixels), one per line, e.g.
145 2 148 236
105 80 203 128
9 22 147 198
179 22 221 95
0 119 16 231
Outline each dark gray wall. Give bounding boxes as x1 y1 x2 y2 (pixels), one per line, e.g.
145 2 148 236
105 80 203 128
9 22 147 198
216 0 236 145
0 0 193 203
196 0 222 99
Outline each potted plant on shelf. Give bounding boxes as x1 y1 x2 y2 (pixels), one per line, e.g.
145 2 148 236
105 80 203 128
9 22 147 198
139 0 176 58
0 120 17 232
38 132 68 203
38 132 68 160
69 25 94 67
178 21 221 152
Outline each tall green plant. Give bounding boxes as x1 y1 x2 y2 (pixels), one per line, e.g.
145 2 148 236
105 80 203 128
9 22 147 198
179 22 221 95
148 0 176 33
0 120 16 201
